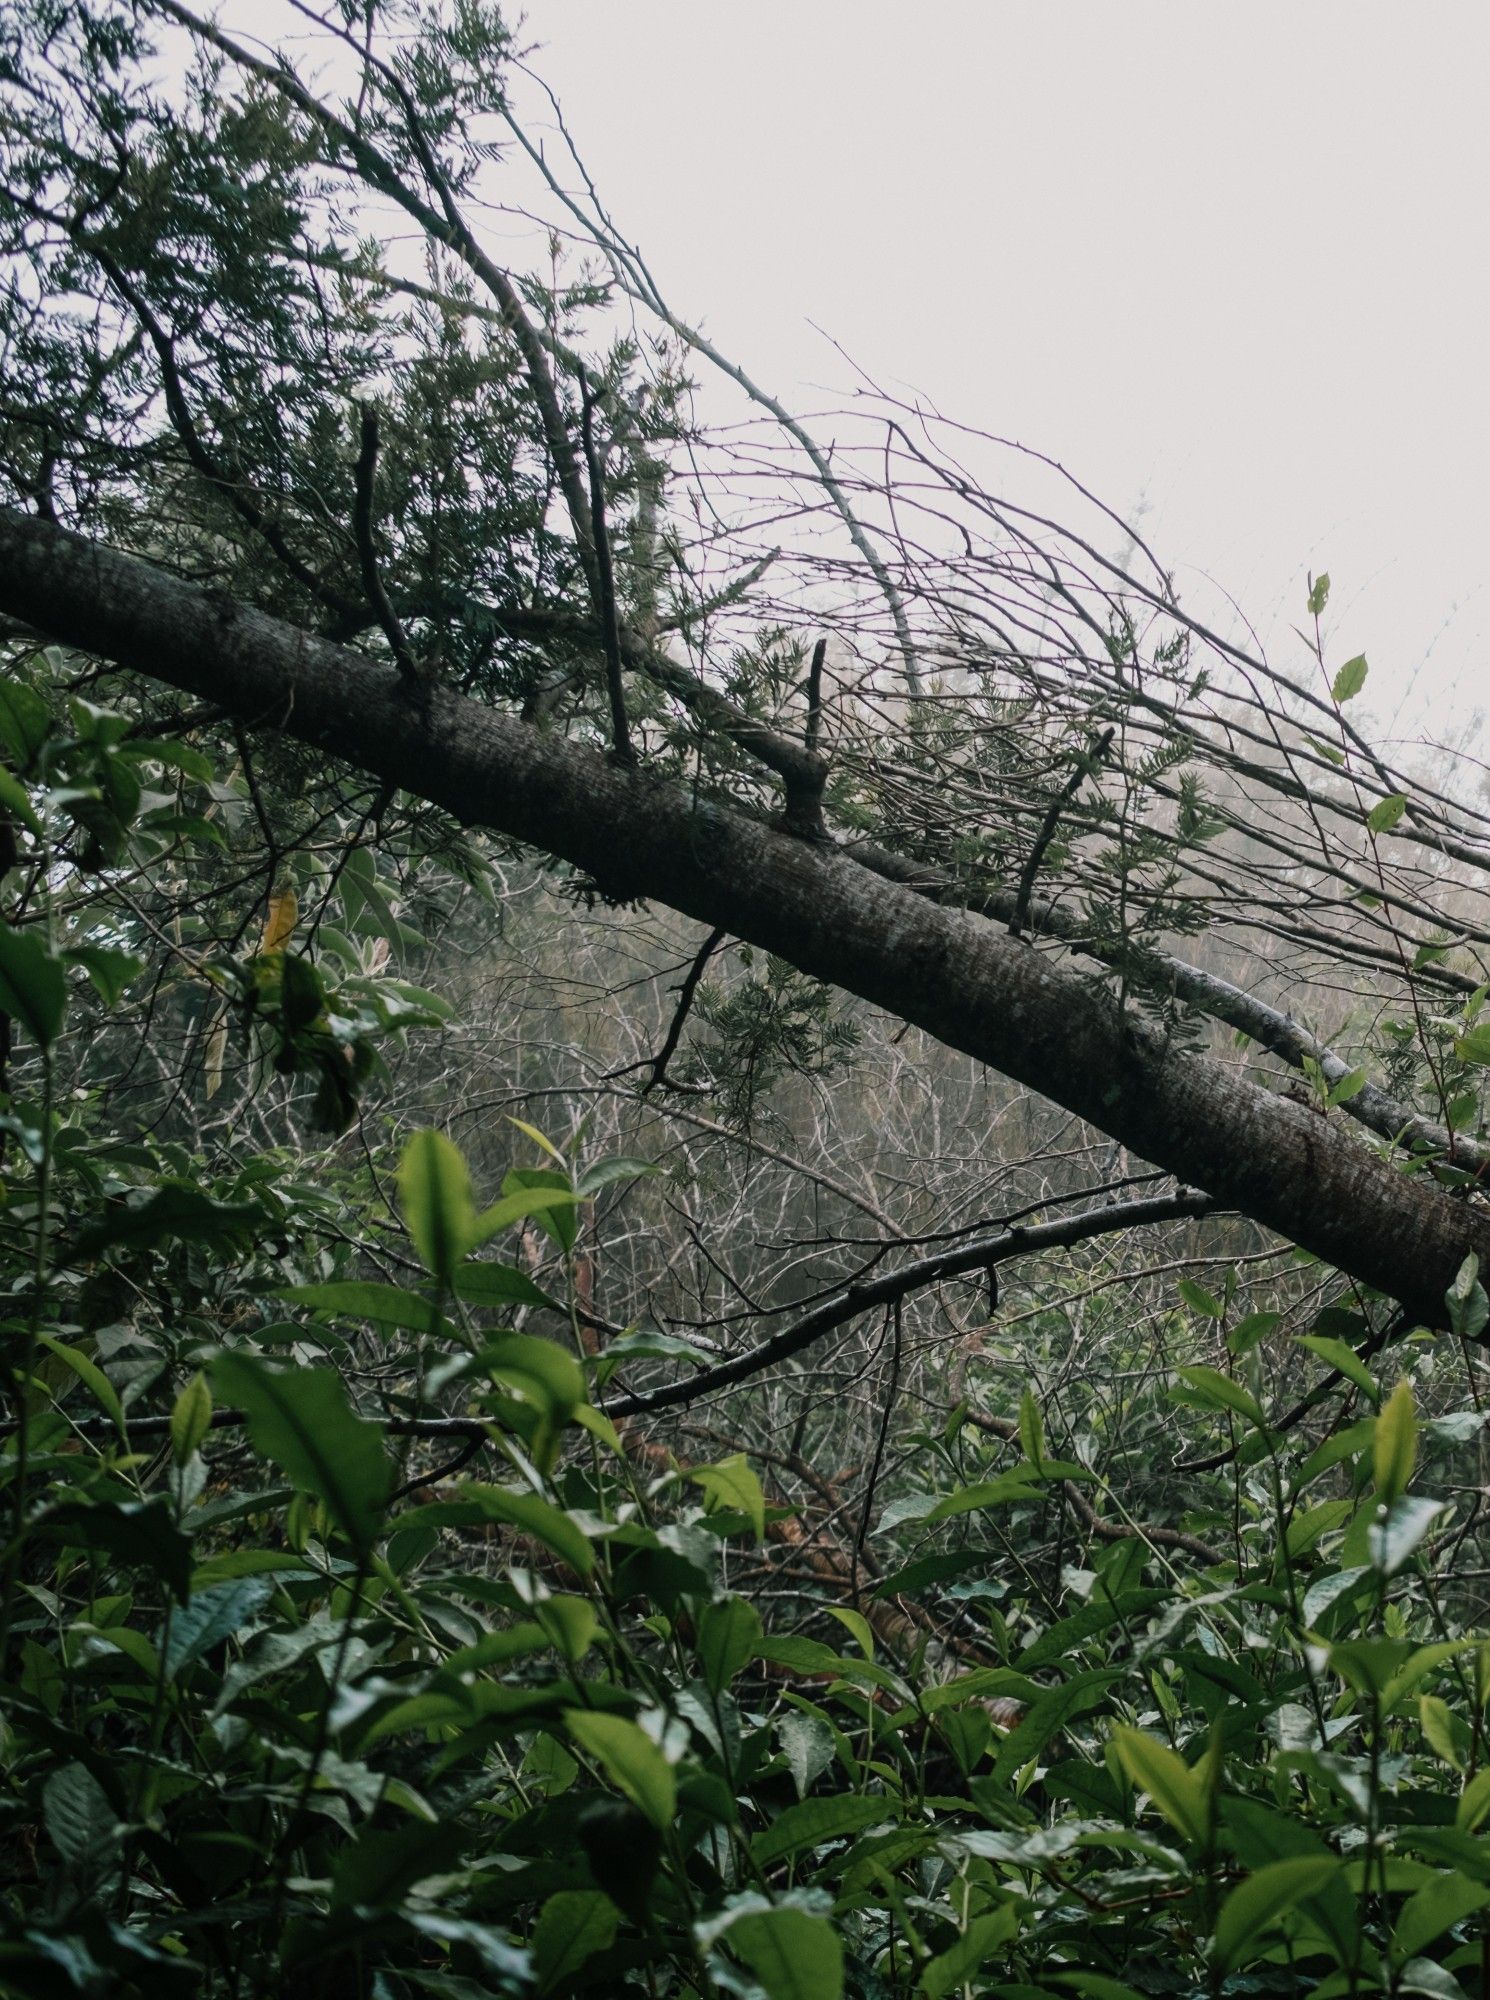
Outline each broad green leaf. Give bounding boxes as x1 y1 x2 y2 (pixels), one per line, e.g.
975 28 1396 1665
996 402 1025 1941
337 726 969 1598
165 1577 274 1678
533 1890 617 1996
1368 792 1408 834
1457 1765 1490 1832
1420 1695 1466 1773
725 1906 844 2000
1177 1277 1223 1319
0 919 66 1048
751 1794 890 1869
920 1904 1018 1998
1018 1386 1045 1466
43 1497 193 1604
1110 1726 1209 1846
70 1184 264 1260
697 1596 763 1694
170 1372 212 1465
400 1128 477 1284
777 1713 835 1800
1215 1856 1341 1969
1174 1365 1265 1427
1374 1379 1417 1504
566 1711 675 1829
690 1453 766 1540
395 1482 593 1575
276 1281 437 1331
454 1260 564 1313
0 763 41 836
1228 1310 1281 1356
1297 1334 1378 1402
62 944 142 1006
824 1605 875 1661
330 1819 466 1912
38 1334 125 1437
1446 1256 1489 1341
1393 1869 1490 1961
471 1180 582 1255
1332 653 1368 702
574 1155 663 1197
916 1470 1045 1524
211 1354 390 1556
43 1763 120 1882
1307 573 1331 616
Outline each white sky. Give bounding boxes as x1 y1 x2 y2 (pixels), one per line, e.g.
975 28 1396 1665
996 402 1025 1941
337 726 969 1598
514 4 1490 750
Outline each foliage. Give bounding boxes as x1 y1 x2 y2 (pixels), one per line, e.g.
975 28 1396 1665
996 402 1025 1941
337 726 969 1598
0 692 1488 1997
5 3 1490 1995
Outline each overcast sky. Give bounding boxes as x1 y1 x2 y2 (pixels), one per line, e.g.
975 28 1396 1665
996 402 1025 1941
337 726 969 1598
513 5 1490 748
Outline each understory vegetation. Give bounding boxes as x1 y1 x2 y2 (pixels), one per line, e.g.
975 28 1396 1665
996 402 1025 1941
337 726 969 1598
6 5 1490 1996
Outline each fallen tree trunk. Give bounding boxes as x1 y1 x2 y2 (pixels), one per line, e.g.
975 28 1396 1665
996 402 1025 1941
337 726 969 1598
2 506 1485 1325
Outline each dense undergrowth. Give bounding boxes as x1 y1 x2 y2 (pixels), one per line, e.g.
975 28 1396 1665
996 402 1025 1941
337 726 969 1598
5 680 1490 1999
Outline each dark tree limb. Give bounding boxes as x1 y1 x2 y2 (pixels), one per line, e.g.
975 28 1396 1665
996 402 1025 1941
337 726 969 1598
1010 725 1114 939
353 406 421 685
4 509 1489 1326
578 384 636 767
605 1189 1218 1417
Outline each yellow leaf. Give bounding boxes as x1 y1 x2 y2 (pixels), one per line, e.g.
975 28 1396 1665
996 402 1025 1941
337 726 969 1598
261 889 298 954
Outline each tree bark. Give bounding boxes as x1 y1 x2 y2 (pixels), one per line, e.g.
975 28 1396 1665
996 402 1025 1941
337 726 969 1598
2 506 1484 1326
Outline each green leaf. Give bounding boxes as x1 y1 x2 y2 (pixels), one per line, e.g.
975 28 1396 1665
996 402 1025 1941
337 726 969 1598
0 920 65 1048
211 1354 390 1555
778 1713 836 1800
1326 1066 1367 1106
400 1128 478 1284
697 1596 763 1694
1457 1765 1490 1832
275 1281 436 1331
62 944 142 1006
721 1906 844 2000
0 763 41 837
0 679 49 767
1368 793 1409 834
330 1818 466 1912
454 1261 565 1313
751 1793 890 1869
915 1469 1045 1524
1393 1869 1490 1961
1332 653 1368 702
690 1453 766 1540
70 1184 265 1260
533 1889 617 1996
566 1711 675 1829
1110 1726 1210 1846
1018 1386 1045 1467
1420 1694 1466 1773
37 1334 125 1437
1297 1334 1379 1402
165 1577 274 1678
1174 1364 1265 1427
43 1763 120 1881
1177 1277 1224 1319
1374 1379 1417 1504
1446 1256 1489 1341
1215 1856 1341 1969
43 1497 193 1604
1307 573 1331 616
1368 1495 1447 1576
824 1605 875 1661
920 1905 1019 1998
396 1483 593 1575
574 1155 663 1197
1228 1310 1282 1357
